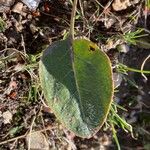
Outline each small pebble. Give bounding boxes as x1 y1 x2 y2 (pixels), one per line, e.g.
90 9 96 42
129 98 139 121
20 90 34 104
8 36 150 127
26 132 49 150
2 110 13 124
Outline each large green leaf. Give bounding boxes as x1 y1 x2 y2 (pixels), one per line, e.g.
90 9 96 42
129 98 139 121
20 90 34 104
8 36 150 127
39 37 113 138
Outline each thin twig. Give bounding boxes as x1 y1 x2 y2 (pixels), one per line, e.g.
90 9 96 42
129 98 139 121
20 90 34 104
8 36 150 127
21 34 27 57
0 126 55 146
0 132 28 146
141 54 150 80
70 0 78 39
144 0 148 27
39 91 49 107
27 114 36 150
0 48 27 61
79 0 86 32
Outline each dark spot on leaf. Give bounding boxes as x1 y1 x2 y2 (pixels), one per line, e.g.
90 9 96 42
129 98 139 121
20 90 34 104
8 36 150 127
89 46 95 51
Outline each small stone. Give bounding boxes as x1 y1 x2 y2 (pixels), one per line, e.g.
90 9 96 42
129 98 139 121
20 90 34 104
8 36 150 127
112 0 140 11
2 110 13 124
21 0 41 10
29 24 38 34
113 73 123 88
112 0 131 11
118 44 130 53
106 38 123 50
102 17 116 29
26 132 49 150
12 2 23 14
99 134 111 146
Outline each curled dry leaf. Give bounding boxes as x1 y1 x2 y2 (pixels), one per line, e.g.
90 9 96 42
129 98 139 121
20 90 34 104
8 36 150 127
8 91 17 99
4 80 18 99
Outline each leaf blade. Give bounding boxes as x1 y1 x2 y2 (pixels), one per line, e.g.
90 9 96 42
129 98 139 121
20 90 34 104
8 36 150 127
39 38 113 138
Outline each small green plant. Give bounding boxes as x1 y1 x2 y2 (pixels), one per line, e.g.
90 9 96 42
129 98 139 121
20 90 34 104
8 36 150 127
0 17 6 32
112 60 150 149
122 29 150 49
116 63 150 75
123 29 148 45
107 103 134 150
146 0 150 9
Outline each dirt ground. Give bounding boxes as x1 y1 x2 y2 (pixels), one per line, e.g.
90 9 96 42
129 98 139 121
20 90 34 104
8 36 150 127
0 0 150 150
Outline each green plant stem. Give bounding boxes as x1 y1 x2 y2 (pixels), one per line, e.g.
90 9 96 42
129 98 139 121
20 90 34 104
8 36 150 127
111 123 121 150
118 63 150 74
126 66 150 74
70 0 78 40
